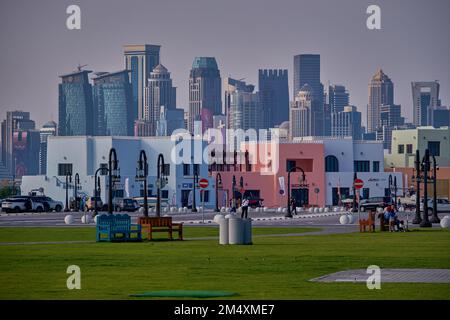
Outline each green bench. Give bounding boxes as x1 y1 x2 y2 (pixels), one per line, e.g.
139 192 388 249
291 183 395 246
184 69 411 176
96 214 142 242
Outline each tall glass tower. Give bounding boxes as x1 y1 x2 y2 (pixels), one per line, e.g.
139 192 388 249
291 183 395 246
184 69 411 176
124 44 161 121
58 69 94 136
258 69 289 128
92 70 134 136
367 69 394 133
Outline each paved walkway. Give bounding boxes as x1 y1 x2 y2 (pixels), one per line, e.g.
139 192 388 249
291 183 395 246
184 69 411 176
311 268 450 283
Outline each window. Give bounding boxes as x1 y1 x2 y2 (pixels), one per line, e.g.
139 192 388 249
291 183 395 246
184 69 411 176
354 161 370 172
163 164 170 176
286 160 296 172
398 144 405 154
325 155 339 172
406 144 413 154
114 190 124 198
161 190 169 199
58 163 73 176
183 164 190 176
373 161 380 172
428 141 440 156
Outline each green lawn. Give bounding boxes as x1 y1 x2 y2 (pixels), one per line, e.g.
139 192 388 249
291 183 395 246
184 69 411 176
0 226 449 300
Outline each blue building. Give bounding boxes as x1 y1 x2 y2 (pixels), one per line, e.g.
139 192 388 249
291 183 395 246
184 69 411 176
156 106 185 136
58 69 94 136
258 69 289 128
92 70 134 136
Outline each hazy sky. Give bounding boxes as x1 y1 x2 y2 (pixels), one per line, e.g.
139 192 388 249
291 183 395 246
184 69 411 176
0 0 449 128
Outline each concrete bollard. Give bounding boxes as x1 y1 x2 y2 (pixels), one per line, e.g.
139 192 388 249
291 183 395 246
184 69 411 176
219 217 229 244
243 218 253 245
228 217 244 244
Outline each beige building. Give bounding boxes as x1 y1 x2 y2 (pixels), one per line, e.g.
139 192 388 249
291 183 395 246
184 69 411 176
385 126 450 168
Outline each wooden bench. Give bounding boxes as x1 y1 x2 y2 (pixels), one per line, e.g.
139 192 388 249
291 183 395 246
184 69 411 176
96 214 142 242
138 217 183 241
359 212 376 232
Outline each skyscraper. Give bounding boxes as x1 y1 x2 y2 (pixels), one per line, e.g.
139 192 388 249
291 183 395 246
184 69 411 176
376 104 404 150
224 78 262 132
258 69 289 128
145 64 176 135
367 69 394 133
290 84 314 139
411 81 440 126
188 57 222 133
58 69 94 136
427 105 450 128
156 106 185 136
92 70 134 136
39 121 57 175
293 54 324 135
331 105 362 140
124 44 161 121
327 84 349 113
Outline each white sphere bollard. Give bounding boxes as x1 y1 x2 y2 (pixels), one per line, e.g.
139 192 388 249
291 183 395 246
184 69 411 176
263 207 268 212
339 214 350 225
347 214 354 224
64 215 74 225
308 207 314 213
324 207 329 213
333 207 339 212
81 214 91 224
138 207 144 214
282 207 287 213
314 207 319 213
340 207 346 212
178 207 183 213
319 207 324 213
440 217 449 228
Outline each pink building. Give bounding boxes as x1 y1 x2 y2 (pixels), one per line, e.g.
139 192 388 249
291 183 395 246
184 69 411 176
210 142 326 208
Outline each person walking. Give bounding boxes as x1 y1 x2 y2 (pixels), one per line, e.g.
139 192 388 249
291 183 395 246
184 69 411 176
290 198 297 215
241 197 249 219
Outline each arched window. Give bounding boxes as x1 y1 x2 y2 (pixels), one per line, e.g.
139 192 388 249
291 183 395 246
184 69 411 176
325 155 339 172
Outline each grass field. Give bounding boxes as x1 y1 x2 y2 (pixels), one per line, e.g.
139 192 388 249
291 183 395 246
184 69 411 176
0 226 449 300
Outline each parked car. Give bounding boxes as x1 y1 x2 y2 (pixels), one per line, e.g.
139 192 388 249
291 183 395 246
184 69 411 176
247 197 264 208
115 198 139 212
85 196 106 211
134 197 169 209
359 196 390 212
30 196 63 212
420 198 450 214
1 197 45 213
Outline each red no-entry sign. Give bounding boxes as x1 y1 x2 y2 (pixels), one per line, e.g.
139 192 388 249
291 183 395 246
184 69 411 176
199 178 209 189
354 178 364 189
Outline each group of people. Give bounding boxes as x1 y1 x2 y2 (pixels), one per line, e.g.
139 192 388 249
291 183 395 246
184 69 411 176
382 204 406 232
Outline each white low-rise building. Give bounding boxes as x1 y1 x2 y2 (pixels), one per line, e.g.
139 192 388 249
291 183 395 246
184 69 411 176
21 135 216 208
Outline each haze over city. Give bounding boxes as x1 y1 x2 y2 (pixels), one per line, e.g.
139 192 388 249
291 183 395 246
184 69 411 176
1 0 449 127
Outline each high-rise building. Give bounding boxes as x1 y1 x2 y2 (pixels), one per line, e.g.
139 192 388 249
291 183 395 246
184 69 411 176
124 44 161 120
134 120 153 137
427 105 450 128
331 105 362 140
1 111 36 177
58 69 94 136
367 69 394 133
188 57 222 133
293 54 324 135
411 81 440 126
39 121 57 175
327 84 349 113
144 64 176 135
258 69 289 128
376 104 404 150
156 106 185 136
290 84 315 139
92 70 133 136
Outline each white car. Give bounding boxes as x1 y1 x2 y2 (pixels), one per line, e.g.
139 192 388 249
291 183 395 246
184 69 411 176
1 197 45 213
419 198 450 214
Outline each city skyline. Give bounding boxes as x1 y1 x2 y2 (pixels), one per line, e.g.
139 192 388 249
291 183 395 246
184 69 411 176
1 0 449 128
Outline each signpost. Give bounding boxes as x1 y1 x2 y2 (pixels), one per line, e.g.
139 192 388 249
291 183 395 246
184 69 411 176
199 178 209 189
198 178 208 223
354 178 364 220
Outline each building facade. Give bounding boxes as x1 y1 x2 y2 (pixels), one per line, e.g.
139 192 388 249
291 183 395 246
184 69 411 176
156 107 185 136
123 44 161 121
331 105 362 140
188 57 222 133
92 70 134 136
39 121 57 175
411 81 440 126
258 69 289 128
58 70 94 136
367 69 394 133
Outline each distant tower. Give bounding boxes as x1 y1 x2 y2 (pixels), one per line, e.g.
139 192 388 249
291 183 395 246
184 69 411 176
367 69 394 133
145 64 176 135
92 70 134 136
290 84 315 139
58 69 94 136
331 106 362 140
258 69 289 128
411 81 440 126
123 44 161 121
188 57 222 133
39 121 57 174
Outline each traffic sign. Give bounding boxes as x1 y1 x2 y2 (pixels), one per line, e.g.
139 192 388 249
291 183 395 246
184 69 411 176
199 178 209 189
354 178 364 189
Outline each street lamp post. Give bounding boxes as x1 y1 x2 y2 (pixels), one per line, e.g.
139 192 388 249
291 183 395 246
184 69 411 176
136 150 149 217
215 173 222 212
108 148 120 215
430 155 440 223
420 149 432 227
64 173 72 212
156 153 165 217
94 166 109 216
191 162 198 213
232 175 236 212
286 166 306 218
74 173 80 211
352 172 358 212
412 150 422 224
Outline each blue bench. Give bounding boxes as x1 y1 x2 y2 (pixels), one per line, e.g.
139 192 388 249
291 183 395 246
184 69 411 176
96 214 142 242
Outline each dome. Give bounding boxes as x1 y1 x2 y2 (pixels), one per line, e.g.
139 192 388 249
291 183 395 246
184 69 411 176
279 121 290 130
